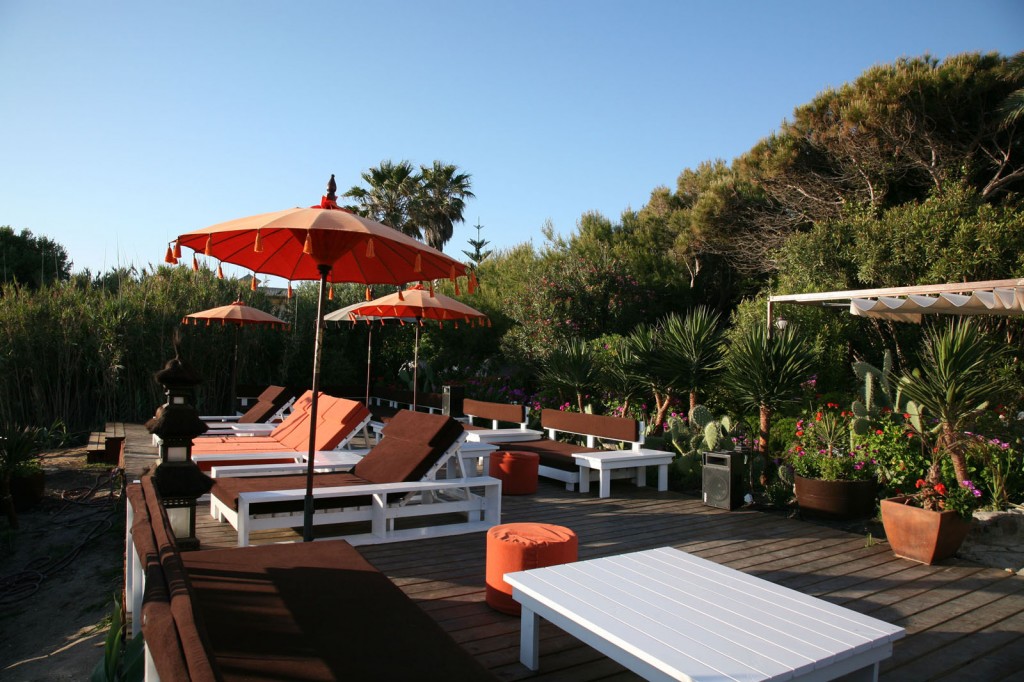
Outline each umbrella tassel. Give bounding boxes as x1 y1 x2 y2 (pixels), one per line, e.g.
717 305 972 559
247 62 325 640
414 253 422 273
469 270 478 293
251 274 258 291
217 263 224 279
303 230 313 255
173 240 182 259
365 286 372 301
192 254 199 272
204 235 213 256
429 281 434 297
398 288 404 301
287 282 293 299
254 229 264 253
328 285 334 301
450 265 460 295
366 238 375 258
164 245 176 264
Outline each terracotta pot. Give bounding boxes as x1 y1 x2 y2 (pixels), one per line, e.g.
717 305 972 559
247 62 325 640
794 475 878 520
11 469 45 512
881 496 971 565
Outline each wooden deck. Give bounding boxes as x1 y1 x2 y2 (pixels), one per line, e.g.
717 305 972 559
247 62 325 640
124 424 1024 681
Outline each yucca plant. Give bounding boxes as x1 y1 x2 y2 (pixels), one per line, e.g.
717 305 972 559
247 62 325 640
722 325 814 469
896 320 1008 493
537 338 600 412
653 307 725 413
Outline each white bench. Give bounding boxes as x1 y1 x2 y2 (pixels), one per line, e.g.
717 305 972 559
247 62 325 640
505 547 904 681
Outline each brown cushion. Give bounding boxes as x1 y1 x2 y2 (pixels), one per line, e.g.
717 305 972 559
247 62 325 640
210 472 373 514
540 408 640 442
182 540 494 681
350 438 439 484
490 439 598 472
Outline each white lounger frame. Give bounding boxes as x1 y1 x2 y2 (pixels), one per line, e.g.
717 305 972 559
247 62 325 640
209 435 503 546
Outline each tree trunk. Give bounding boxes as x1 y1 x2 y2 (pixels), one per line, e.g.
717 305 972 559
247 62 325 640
651 392 672 435
758 406 772 483
689 391 698 414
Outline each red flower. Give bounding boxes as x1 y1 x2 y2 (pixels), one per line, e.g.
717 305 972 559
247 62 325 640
815 412 823 422
915 479 926 489
934 483 947 496
795 430 804 437
875 429 884 436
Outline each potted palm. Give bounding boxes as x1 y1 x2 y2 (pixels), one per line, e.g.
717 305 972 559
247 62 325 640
881 320 1006 564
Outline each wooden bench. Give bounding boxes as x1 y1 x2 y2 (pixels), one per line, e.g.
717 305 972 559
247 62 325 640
505 547 905 681
125 475 495 681
463 398 529 429
86 422 126 465
492 409 651 492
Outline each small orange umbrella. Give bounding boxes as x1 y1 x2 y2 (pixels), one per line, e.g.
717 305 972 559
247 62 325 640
325 284 489 409
183 301 289 412
171 177 471 542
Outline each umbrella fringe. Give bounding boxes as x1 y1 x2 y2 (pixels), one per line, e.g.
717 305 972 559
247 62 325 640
204 235 213 256
254 229 264 253
303 230 313 255
217 263 224 280
366 238 375 258
192 255 199 272
164 245 176 265
173 241 182 259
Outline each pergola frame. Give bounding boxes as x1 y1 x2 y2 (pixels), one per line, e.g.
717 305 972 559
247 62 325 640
766 278 1024 331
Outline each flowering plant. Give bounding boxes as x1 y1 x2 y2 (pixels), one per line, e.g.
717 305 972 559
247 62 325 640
911 477 983 519
788 404 877 482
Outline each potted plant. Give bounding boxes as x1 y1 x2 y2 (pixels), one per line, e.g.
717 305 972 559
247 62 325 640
0 422 44 529
787 403 879 519
881 320 1008 564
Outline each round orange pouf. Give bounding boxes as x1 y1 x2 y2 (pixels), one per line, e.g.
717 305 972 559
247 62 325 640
488 451 540 495
485 523 578 615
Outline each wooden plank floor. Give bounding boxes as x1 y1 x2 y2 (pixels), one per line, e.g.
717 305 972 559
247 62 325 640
124 424 1024 681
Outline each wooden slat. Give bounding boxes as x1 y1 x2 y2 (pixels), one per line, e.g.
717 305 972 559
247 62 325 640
117 423 1024 681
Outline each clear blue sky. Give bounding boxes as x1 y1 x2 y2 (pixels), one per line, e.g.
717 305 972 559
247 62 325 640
1 1 1021 282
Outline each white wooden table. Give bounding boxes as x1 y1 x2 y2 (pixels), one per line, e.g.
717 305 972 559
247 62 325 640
505 547 904 681
573 449 673 498
464 427 543 443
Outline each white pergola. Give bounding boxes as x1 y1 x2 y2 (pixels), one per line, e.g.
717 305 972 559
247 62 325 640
767 278 1024 328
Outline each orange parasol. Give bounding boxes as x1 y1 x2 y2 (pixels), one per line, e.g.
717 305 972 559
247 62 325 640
324 284 489 410
183 301 288 412
171 177 471 541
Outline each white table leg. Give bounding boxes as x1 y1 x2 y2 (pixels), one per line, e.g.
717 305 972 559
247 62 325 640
635 465 646 488
578 466 591 494
599 470 611 498
520 605 541 670
658 463 668 492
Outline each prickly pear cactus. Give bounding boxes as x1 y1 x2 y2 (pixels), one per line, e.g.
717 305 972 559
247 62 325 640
689 404 714 430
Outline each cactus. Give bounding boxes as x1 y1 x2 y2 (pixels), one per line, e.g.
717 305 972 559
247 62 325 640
688 405 714 430
851 350 905 435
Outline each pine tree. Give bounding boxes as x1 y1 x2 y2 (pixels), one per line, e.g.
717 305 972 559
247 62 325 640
461 220 492 267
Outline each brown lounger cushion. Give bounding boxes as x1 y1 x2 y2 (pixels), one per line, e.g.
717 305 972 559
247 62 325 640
210 472 373 514
182 540 494 681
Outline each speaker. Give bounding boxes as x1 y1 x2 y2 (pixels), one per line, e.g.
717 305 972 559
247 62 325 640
702 450 744 510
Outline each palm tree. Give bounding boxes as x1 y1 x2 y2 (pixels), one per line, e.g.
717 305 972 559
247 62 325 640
997 52 1024 129
722 324 813 468
418 162 474 251
624 322 677 432
896 320 1007 491
343 160 422 238
654 307 725 413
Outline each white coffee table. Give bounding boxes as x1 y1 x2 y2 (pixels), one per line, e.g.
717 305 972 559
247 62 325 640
505 547 904 681
573 449 673 498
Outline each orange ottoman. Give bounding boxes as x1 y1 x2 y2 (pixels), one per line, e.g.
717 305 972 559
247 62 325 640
485 523 578 615
488 451 540 495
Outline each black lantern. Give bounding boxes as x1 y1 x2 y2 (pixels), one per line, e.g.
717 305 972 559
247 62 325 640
145 356 212 550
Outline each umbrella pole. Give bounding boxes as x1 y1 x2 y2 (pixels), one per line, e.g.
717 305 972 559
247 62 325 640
230 325 239 414
303 264 331 542
365 326 372 408
412 322 419 411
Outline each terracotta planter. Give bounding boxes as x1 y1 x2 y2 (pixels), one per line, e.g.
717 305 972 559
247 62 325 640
881 496 971 565
11 469 45 512
794 475 878 520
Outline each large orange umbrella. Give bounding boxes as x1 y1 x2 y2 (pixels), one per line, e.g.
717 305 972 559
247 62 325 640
325 284 489 410
183 301 288 413
171 177 471 541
